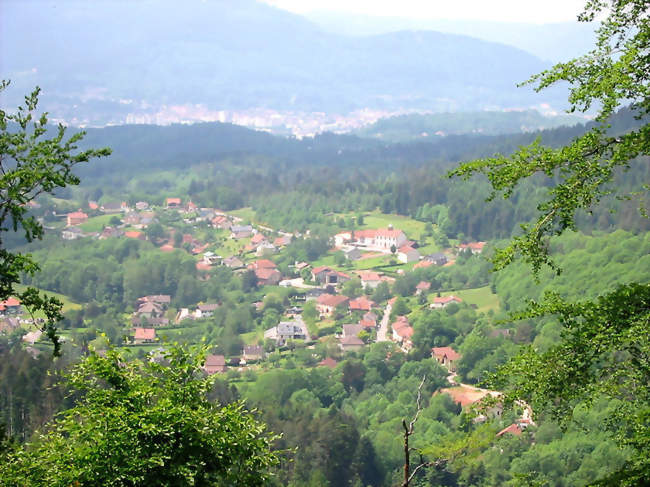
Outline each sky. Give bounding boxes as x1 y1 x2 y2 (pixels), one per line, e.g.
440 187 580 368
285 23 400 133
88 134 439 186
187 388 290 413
260 0 587 24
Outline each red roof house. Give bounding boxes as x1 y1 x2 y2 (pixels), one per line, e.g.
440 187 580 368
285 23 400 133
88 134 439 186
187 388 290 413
67 211 88 226
430 295 463 309
204 354 227 374
133 327 156 344
432 346 462 371
349 296 375 312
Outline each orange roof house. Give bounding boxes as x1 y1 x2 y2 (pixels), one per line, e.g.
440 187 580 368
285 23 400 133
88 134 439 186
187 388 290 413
133 327 156 343
125 231 146 240
459 242 486 254
430 295 463 309
67 211 88 226
349 296 375 312
166 197 181 208
496 424 523 437
432 346 462 372
250 259 277 270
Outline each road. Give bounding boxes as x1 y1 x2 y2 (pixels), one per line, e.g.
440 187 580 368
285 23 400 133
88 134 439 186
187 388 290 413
376 303 392 342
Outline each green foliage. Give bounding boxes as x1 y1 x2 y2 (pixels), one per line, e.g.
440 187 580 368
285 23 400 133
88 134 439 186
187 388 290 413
0 345 279 486
449 0 649 275
0 81 111 355
449 2 650 483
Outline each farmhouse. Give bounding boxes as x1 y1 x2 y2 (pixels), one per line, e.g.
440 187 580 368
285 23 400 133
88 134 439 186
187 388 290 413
66 211 88 226
352 228 407 252
430 295 463 309
431 346 462 372
316 294 349 317
312 266 351 286
203 354 227 374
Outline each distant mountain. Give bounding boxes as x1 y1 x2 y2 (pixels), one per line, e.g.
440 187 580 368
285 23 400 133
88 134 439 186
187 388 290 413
1 0 565 126
354 110 585 142
304 11 598 63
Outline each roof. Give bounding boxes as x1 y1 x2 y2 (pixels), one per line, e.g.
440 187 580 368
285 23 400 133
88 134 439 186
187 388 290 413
432 346 461 361
459 241 486 251
134 328 156 340
142 295 171 303
398 245 416 253
137 302 162 314
124 231 144 239
255 268 280 280
312 265 333 275
67 211 88 219
166 197 181 205
359 319 376 328
0 297 21 307
433 295 462 305
224 256 244 267
318 357 338 369
356 270 382 281
243 345 264 356
363 311 378 321
416 281 431 290
254 259 277 269
496 424 522 437
205 354 226 367
340 335 365 346
440 386 500 408
354 228 405 240
198 303 219 312
251 233 267 244
317 294 349 308
426 253 448 261
349 296 375 311
343 324 363 337
392 316 413 338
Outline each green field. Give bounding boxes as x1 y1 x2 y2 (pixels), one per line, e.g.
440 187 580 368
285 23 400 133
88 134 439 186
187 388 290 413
228 207 256 223
432 286 500 313
14 284 83 313
79 214 117 233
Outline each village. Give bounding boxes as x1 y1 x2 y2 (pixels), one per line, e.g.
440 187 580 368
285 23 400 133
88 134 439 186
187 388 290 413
0 194 537 434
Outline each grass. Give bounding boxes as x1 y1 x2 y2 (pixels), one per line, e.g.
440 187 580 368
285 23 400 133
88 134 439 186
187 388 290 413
241 329 264 345
431 286 500 313
228 207 257 223
79 214 117 233
14 284 82 313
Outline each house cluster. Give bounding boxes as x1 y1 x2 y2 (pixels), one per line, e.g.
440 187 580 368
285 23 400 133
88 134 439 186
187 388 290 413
249 259 282 286
244 232 292 256
202 345 266 374
131 295 171 343
414 252 450 269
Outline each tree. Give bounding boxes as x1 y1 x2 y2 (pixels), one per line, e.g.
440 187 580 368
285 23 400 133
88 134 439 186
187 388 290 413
450 1 649 484
0 82 111 355
0 345 279 486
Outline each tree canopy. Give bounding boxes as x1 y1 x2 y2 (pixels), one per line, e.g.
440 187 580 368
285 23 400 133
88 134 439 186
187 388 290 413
0 345 279 486
451 1 650 484
0 81 111 355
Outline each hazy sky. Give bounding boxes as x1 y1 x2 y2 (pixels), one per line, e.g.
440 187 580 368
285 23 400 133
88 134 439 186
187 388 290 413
260 0 587 24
